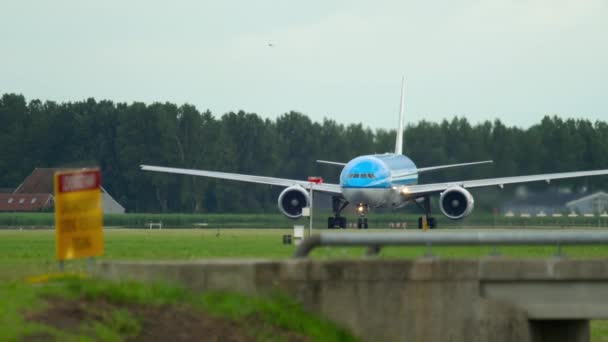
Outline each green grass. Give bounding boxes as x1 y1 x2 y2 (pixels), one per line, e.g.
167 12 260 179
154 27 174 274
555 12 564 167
0 281 49 341
0 229 298 280
198 291 356 341
5 228 608 280
0 277 356 342
593 321 608 342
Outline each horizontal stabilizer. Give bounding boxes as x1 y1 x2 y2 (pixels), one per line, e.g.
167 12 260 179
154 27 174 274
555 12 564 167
316 160 347 166
417 160 493 174
394 160 493 178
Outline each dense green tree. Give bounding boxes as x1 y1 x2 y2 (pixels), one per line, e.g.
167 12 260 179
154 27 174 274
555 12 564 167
0 94 28 185
1 93 607 213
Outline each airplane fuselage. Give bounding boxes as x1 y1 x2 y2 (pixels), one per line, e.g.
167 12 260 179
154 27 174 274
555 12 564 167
340 154 418 208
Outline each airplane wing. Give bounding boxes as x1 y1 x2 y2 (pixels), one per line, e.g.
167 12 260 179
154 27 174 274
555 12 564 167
402 169 608 196
140 165 342 194
316 160 347 166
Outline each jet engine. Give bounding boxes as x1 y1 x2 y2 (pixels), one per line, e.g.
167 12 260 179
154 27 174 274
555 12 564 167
278 186 310 219
439 187 474 220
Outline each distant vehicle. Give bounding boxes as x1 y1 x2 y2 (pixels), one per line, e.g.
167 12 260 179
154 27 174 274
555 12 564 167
141 79 608 229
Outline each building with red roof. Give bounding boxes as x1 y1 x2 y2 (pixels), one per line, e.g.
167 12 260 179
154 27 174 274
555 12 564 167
0 193 54 212
0 168 124 213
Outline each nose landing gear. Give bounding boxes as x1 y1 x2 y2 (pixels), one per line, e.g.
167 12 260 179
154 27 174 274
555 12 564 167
356 203 369 229
327 198 370 229
357 217 369 229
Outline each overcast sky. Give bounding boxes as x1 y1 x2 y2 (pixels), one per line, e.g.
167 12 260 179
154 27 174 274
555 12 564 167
1 0 606 129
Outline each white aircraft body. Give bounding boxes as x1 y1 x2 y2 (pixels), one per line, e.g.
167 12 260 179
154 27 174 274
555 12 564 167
141 80 608 228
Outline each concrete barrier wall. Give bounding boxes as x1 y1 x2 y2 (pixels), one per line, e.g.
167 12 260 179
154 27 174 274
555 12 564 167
98 258 608 342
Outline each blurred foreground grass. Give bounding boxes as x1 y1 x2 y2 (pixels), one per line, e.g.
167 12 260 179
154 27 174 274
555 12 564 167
0 276 356 341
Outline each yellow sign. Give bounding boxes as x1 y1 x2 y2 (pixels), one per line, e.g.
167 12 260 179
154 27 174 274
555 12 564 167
54 169 104 260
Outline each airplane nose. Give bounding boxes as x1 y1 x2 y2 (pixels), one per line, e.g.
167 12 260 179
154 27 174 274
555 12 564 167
342 188 366 204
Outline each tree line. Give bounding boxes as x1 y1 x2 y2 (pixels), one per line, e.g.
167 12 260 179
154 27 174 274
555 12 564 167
1 93 607 213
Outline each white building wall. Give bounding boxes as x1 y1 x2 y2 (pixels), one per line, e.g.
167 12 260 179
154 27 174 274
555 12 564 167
566 192 608 214
102 192 125 214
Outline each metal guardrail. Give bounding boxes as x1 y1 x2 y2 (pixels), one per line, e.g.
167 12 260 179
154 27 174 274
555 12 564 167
293 230 608 258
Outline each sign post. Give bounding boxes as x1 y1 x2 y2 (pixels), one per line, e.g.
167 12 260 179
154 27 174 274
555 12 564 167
54 169 104 270
307 177 323 237
309 182 313 237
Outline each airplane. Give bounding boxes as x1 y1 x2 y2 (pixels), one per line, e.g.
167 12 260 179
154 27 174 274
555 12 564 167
141 79 608 229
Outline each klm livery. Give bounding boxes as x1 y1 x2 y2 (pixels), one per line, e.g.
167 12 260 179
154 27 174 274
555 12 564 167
141 79 608 229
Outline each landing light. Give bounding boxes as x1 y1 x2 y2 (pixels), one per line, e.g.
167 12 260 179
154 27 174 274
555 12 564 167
357 205 365 213
401 187 410 194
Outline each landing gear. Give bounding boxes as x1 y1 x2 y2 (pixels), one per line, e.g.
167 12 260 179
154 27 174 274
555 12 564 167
417 217 436 229
327 196 348 229
328 216 346 229
416 196 437 230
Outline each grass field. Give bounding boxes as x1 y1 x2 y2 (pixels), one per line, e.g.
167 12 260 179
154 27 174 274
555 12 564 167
5 227 608 280
3 228 608 341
